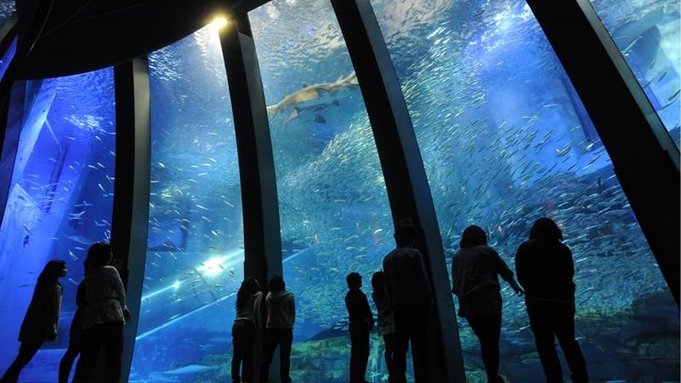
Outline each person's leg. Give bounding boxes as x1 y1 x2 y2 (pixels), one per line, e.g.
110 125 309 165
59 342 81 383
260 329 278 383
392 308 410 383
528 307 563 383
553 308 588 383
242 323 256 383
72 327 102 383
1 342 42 383
349 330 360 382
279 329 293 383
232 322 246 383
101 321 124 383
481 312 502 383
382 333 396 383
409 304 430 383
357 331 370 382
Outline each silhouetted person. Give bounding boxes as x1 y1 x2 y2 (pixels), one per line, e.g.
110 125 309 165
371 271 396 383
515 218 589 383
232 277 263 383
261 276 295 383
72 243 130 383
0 259 67 383
382 225 433 383
345 272 374 383
451 225 524 383
58 279 86 383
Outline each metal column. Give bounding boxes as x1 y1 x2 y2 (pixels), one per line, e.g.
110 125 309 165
112 58 152 382
331 0 466 381
527 0 680 306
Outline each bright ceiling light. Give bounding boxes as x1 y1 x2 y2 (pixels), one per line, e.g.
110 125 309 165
211 16 229 29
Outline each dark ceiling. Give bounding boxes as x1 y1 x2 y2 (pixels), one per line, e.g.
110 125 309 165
17 0 263 79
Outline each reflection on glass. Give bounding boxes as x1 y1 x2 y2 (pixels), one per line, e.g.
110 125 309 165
0 69 116 381
590 0 680 147
250 0 394 381
0 36 16 80
0 0 14 31
372 0 679 381
129 24 244 382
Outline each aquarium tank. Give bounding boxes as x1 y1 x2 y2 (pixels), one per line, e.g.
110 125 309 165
0 0 678 381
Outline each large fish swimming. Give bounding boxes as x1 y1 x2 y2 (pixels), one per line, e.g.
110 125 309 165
266 71 359 123
162 362 220 375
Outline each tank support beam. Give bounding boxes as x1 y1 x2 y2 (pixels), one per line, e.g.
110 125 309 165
528 0 680 306
331 0 466 381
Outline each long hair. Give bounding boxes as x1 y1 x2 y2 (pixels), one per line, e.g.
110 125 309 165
459 225 487 248
529 217 563 241
37 259 66 285
371 271 385 298
236 277 259 310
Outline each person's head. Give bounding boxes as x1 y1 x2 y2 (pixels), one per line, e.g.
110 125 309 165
459 225 487 248
529 217 563 241
394 225 419 247
38 259 67 284
371 271 384 291
240 277 259 294
236 277 259 309
86 242 113 268
346 272 362 290
268 275 285 293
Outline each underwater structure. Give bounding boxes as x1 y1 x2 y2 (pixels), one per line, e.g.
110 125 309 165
0 0 678 382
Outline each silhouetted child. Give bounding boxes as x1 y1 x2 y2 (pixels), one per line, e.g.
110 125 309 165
1 260 67 383
345 272 374 383
371 271 396 383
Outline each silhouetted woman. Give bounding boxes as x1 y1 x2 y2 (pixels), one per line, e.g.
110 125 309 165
451 225 523 383
0 259 67 383
371 271 396 383
72 242 130 383
231 277 262 383
260 276 295 383
515 217 589 383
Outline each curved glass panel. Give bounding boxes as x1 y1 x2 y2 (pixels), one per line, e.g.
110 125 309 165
250 0 393 381
0 69 116 381
129 24 244 382
590 0 680 147
371 0 679 381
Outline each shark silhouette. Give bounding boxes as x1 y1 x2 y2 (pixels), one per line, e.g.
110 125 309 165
266 71 359 124
163 362 220 375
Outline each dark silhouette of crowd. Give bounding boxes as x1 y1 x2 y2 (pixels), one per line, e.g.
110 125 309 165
1 218 589 383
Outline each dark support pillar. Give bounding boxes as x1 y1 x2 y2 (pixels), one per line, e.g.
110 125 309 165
527 0 680 306
220 15 283 383
331 0 465 381
0 81 22 225
112 58 152 383
219 15 283 287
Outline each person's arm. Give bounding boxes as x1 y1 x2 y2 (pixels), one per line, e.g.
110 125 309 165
494 249 524 297
415 250 434 303
290 293 296 325
363 294 374 329
110 267 131 321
